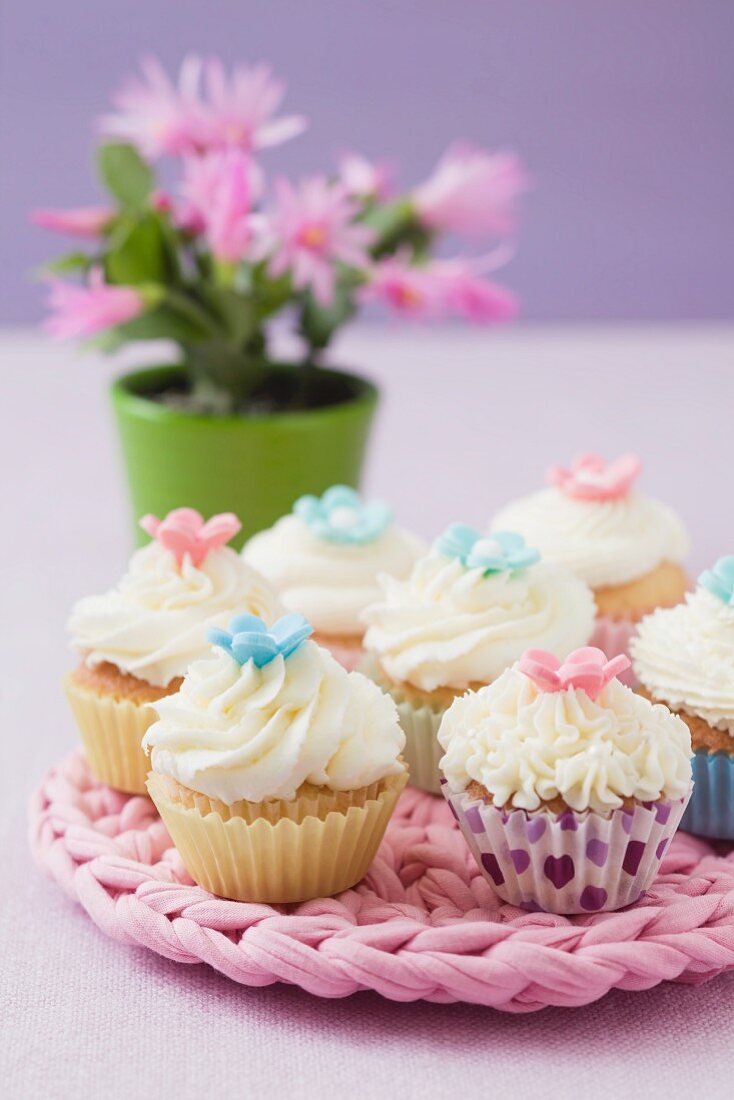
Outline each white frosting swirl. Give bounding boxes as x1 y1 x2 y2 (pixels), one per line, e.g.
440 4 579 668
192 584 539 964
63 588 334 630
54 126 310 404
361 550 596 692
143 642 405 803
243 514 426 636
631 588 734 734
438 666 692 811
69 543 283 687
490 489 689 588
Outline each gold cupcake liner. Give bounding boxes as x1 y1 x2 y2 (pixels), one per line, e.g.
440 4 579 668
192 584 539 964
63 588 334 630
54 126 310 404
147 768 408 904
63 674 154 795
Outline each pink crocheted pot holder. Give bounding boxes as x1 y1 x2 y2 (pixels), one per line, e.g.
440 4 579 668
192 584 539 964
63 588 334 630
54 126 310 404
30 752 734 1013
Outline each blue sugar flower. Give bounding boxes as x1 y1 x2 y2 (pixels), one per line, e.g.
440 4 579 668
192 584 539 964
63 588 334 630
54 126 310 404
699 556 734 607
293 485 392 545
434 524 540 576
207 613 313 669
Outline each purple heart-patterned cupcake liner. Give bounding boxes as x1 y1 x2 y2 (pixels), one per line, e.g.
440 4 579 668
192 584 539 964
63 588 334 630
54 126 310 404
441 781 691 914
681 750 734 839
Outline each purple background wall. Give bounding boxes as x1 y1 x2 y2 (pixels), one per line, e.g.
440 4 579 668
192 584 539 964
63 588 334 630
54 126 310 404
2 0 733 323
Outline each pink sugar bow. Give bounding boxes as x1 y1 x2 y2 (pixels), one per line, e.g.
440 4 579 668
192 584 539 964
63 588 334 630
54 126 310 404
519 647 631 701
547 453 641 502
139 508 241 566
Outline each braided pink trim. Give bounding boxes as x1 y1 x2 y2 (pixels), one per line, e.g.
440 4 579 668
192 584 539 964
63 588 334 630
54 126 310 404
30 753 734 1011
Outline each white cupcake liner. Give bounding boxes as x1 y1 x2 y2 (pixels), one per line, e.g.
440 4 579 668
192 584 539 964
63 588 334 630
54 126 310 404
395 701 445 795
359 656 447 795
589 617 638 686
442 783 691 914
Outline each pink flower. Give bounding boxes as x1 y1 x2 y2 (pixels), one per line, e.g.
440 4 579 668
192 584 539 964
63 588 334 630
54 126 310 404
360 252 518 323
31 206 114 238
100 55 306 159
547 453 642 502
267 177 374 305
433 257 519 322
199 58 307 152
337 152 392 200
151 190 174 214
181 150 264 262
44 269 146 340
413 143 528 237
519 647 631 701
101 55 207 158
140 508 241 567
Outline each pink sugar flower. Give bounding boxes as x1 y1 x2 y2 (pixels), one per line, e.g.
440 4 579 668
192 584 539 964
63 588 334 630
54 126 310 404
100 55 306 159
140 508 241 567
199 58 307 152
413 143 528 237
181 150 265 262
267 177 374 305
361 251 518 323
101 55 207 158
44 269 145 340
31 206 114 238
520 647 631 701
547 453 642 502
337 152 393 200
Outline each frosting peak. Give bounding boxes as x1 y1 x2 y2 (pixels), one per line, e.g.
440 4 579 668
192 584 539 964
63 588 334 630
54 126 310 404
69 541 283 687
243 511 426 637
361 546 595 692
491 487 689 589
631 584 734 734
438 665 692 812
143 640 405 803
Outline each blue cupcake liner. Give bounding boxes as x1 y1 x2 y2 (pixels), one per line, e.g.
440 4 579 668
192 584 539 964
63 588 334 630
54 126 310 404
681 751 734 839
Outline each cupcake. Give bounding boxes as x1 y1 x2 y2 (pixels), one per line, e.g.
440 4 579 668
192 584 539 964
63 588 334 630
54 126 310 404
242 485 425 671
361 523 596 793
490 454 690 669
143 612 408 903
632 557 734 838
439 647 692 914
65 508 282 795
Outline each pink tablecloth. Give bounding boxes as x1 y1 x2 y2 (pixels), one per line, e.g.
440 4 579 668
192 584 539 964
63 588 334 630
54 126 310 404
3 327 734 1098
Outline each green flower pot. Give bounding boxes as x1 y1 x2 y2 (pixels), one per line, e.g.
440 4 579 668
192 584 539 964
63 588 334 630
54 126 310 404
111 363 379 550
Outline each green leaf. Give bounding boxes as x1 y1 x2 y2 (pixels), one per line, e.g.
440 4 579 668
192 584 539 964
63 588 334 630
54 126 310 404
196 284 258 346
361 197 432 258
251 265 292 319
94 302 209 351
299 279 357 352
104 213 171 286
97 143 154 209
35 252 93 277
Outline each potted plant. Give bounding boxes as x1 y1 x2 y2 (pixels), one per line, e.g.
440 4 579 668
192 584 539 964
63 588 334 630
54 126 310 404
34 55 526 547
